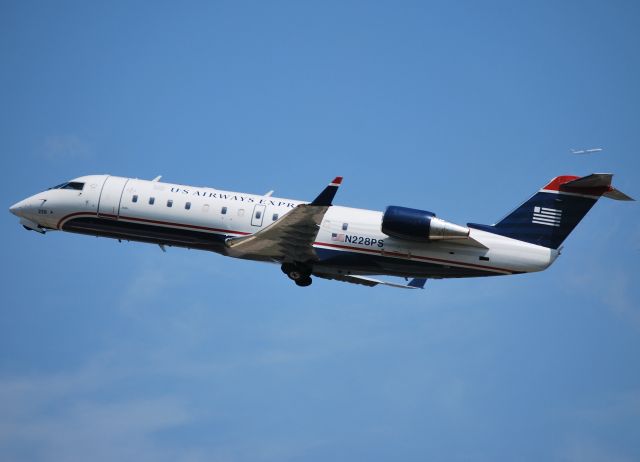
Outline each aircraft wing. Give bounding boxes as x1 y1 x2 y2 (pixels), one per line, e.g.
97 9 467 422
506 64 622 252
225 177 343 262
314 273 427 289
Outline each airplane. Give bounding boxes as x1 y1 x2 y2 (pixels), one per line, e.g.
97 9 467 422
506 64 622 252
9 172 634 289
570 148 603 155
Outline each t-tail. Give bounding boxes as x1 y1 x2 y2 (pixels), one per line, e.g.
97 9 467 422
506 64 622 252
468 173 634 249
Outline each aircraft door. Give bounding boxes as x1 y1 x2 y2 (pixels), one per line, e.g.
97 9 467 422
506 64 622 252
98 176 129 218
251 204 266 227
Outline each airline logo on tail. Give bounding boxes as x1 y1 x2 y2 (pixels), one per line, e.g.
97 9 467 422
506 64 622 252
532 206 562 227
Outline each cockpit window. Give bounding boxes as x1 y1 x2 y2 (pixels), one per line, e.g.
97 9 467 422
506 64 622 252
62 182 84 190
48 182 85 191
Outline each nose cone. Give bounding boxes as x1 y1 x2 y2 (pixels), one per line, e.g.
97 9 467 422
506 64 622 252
9 200 24 217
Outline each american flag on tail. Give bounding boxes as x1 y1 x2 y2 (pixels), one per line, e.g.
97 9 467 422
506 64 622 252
532 206 562 227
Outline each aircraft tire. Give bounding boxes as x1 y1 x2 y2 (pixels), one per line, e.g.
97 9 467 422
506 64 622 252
295 276 312 287
282 263 311 282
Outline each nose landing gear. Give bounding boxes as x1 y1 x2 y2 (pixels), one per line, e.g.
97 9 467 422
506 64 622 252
281 263 313 287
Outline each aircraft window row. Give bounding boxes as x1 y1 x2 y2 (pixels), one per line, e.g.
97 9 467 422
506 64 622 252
272 213 278 221
49 182 85 191
342 223 348 231
129 195 258 217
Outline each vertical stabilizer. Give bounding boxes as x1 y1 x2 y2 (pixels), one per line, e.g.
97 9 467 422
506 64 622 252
468 173 633 249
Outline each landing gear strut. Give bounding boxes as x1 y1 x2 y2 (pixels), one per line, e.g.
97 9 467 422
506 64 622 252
281 263 313 287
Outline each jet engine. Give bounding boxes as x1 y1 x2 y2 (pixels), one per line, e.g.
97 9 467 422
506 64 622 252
381 206 470 241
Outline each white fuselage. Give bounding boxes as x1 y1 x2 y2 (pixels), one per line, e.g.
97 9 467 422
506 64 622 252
10 175 557 279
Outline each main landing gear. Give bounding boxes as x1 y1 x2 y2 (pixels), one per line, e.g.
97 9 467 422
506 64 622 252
281 263 313 287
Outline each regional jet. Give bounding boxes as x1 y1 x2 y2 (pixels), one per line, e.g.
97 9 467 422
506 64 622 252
9 173 633 288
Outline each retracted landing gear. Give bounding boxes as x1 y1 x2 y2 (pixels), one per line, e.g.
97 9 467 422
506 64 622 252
281 263 313 287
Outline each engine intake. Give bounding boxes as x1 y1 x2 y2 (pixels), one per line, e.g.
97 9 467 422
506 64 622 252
382 206 469 241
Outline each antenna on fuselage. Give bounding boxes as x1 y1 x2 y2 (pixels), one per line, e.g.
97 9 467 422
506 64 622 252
152 175 162 182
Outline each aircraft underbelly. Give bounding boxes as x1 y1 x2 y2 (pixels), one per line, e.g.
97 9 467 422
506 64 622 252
62 216 228 253
313 247 503 278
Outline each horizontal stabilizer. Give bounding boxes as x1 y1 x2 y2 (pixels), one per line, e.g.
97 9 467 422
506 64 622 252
559 173 634 201
562 173 613 188
549 173 633 200
603 188 635 201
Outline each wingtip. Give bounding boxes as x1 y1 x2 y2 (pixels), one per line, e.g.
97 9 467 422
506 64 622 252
407 278 427 289
310 176 344 206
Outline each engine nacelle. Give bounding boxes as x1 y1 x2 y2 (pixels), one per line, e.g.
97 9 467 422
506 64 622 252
381 206 469 241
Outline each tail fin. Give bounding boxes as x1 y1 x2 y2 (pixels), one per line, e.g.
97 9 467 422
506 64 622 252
468 173 634 249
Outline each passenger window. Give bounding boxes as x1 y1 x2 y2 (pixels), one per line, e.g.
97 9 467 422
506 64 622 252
185 202 191 210
238 209 245 217
202 204 210 212
132 195 138 203
149 197 155 205
167 199 173 207
221 206 227 215
255 211 262 219
342 223 348 231
272 213 279 221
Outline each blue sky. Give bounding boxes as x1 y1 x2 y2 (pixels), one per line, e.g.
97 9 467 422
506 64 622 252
1 1 639 460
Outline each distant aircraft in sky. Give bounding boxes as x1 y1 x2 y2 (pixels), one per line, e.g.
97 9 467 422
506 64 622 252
570 147 603 155
9 173 633 288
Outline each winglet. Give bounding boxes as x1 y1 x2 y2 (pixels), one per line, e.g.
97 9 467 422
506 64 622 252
310 176 343 206
407 278 427 289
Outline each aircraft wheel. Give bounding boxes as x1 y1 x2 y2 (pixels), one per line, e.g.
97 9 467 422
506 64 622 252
282 263 310 282
288 270 302 281
295 276 312 287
